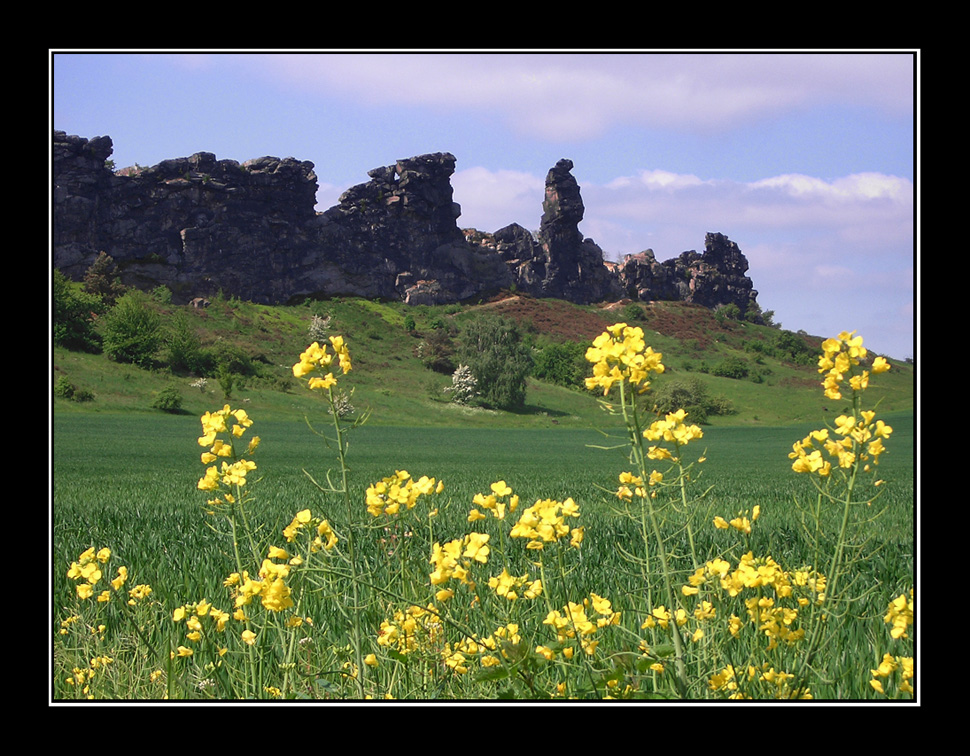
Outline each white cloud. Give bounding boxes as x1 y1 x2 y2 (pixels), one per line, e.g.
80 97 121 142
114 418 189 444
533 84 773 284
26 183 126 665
243 51 914 140
451 166 544 232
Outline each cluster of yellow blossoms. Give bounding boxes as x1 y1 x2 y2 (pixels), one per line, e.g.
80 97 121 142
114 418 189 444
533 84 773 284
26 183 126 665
541 593 621 658
488 568 543 601
884 589 914 640
713 506 760 535
644 409 704 460
818 330 890 401
789 331 893 477
196 405 260 500
468 480 518 521
66 546 151 605
789 411 893 476
443 623 523 673
615 470 664 501
584 323 664 396
429 533 491 592
870 653 914 695
225 553 295 614
708 662 812 699
64 654 114 698
651 551 826 659
376 604 442 656
509 497 583 549
870 590 914 696
292 336 352 391
365 470 444 517
282 508 338 552
171 598 233 655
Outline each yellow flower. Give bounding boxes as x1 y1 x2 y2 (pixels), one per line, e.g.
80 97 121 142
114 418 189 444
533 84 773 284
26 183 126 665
462 532 491 564
110 566 128 591
585 324 665 395
241 630 257 646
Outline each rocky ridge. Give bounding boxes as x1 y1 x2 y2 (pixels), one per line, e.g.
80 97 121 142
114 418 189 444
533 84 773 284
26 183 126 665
53 131 761 319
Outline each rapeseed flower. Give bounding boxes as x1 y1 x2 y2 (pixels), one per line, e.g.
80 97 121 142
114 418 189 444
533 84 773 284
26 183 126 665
293 336 352 391
884 590 914 640
366 470 443 517
585 323 665 396
816 330 889 400
643 410 703 461
509 497 581 549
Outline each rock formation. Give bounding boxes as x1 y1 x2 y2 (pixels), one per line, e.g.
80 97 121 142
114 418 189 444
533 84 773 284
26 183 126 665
52 131 761 319
468 159 622 304
615 234 760 319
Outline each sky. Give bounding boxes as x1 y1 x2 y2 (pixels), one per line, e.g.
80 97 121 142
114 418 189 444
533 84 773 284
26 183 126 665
51 50 918 360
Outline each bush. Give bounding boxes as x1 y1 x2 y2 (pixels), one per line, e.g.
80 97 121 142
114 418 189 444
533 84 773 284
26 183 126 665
151 385 183 413
457 316 533 411
711 355 750 380
444 364 479 405
53 375 94 402
532 341 587 389
651 375 734 423
101 292 163 368
53 270 104 353
165 311 203 374
621 302 647 322
714 303 740 324
82 252 127 306
308 314 331 343
418 328 457 374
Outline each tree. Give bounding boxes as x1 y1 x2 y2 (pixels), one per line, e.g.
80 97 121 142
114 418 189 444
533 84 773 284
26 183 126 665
101 291 162 368
82 252 127 306
165 310 203 374
457 316 533 411
52 269 104 353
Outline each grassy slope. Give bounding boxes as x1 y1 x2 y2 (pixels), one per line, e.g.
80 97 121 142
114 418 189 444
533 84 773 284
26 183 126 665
51 293 915 429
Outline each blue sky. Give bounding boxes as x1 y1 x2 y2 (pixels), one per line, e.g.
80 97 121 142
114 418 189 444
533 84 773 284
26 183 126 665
51 51 917 360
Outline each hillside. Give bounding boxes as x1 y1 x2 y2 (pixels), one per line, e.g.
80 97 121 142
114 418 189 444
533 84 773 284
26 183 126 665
51 290 914 429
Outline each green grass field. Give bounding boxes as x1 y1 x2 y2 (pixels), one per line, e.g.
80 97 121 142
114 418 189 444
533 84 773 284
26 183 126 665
52 406 915 701
52 294 916 701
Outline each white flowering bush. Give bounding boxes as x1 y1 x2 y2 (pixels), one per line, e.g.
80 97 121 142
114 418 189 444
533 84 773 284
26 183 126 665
444 364 479 405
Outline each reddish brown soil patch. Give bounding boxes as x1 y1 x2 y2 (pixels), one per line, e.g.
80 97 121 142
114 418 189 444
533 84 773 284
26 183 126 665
468 295 615 342
466 295 735 347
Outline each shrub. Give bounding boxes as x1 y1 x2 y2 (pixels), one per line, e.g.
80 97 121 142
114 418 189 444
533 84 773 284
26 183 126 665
165 311 203 374
774 330 816 366
444 364 479 405
711 355 750 380
532 341 587 389
308 314 331 343
621 302 647 322
101 292 163 368
53 270 104 353
418 328 457 374
151 385 183 413
53 375 93 402
82 252 127 306
651 375 734 422
457 315 533 411
714 303 740 323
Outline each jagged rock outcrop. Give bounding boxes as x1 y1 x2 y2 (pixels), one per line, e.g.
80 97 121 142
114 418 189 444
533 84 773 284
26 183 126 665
53 132 510 305
52 131 761 318
615 234 760 319
466 159 622 303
